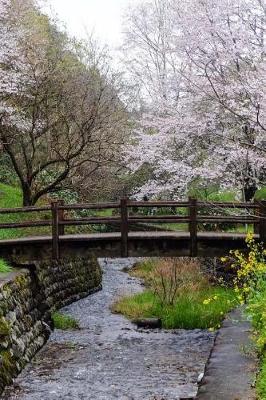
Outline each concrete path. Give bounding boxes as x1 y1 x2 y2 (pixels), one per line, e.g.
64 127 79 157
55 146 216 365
3 258 214 400
196 308 257 400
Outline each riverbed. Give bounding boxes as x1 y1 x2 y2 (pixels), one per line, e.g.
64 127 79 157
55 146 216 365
3 258 215 400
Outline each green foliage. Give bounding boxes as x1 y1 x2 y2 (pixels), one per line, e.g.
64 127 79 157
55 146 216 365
257 356 266 399
0 259 12 274
255 187 266 200
207 191 237 202
223 236 266 398
224 234 266 308
114 258 237 329
51 189 79 204
52 312 79 330
189 185 237 202
0 155 18 186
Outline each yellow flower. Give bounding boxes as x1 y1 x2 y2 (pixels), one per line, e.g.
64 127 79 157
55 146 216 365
203 299 211 305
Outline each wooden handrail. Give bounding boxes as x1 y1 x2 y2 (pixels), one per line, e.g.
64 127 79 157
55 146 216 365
128 215 190 221
197 201 258 209
59 202 120 210
0 206 51 214
60 217 121 226
0 198 264 259
127 201 189 207
0 221 52 229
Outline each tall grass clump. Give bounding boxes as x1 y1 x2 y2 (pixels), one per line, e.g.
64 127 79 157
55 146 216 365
112 258 236 330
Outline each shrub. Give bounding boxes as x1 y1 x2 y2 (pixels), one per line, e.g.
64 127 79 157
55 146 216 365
224 233 266 306
149 258 207 306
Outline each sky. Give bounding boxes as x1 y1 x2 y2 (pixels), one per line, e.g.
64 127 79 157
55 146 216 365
43 0 137 49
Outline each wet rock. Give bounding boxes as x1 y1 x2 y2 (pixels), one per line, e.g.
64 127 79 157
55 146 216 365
133 318 162 329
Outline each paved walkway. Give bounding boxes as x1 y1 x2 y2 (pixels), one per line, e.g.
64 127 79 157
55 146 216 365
196 308 257 400
3 258 214 400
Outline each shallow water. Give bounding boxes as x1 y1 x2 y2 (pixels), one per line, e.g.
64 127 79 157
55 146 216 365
3 258 215 400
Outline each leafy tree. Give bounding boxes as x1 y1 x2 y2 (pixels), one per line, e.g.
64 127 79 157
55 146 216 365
0 0 128 205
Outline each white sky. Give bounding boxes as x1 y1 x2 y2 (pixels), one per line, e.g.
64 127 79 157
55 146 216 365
43 0 137 49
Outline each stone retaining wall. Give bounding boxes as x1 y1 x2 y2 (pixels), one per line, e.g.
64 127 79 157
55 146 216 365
0 256 102 394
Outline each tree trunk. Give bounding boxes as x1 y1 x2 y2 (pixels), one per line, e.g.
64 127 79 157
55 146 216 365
22 184 34 206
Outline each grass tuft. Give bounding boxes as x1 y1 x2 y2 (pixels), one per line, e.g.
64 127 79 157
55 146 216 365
52 312 79 330
113 258 237 330
0 259 12 274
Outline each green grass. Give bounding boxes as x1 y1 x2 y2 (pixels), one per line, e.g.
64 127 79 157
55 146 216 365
96 209 113 217
0 183 52 240
112 286 236 329
0 259 12 273
52 312 79 330
0 183 22 208
0 183 25 240
113 258 237 330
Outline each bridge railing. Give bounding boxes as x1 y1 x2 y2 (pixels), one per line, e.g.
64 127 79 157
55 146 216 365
0 198 265 259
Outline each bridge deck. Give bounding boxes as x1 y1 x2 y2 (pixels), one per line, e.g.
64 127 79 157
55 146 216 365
0 231 253 246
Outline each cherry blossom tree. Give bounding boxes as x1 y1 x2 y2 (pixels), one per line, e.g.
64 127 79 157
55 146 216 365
123 0 266 200
0 0 128 205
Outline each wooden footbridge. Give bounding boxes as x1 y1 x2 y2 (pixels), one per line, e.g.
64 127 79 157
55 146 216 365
0 198 265 260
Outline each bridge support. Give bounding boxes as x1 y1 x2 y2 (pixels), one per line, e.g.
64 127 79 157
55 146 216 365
259 200 266 243
120 198 128 257
189 197 198 257
51 201 60 260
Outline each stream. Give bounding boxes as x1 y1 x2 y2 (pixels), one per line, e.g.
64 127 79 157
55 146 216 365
3 258 215 400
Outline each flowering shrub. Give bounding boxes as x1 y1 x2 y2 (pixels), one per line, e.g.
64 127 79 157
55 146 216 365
222 234 266 306
222 234 266 397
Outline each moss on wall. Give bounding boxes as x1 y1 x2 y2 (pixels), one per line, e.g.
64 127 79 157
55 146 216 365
0 256 102 394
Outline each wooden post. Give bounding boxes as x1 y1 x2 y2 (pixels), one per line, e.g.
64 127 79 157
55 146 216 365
120 198 128 258
57 199 65 236
254 199 260 235
189 197 198 257
259 200 266 243
51 201 60 260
